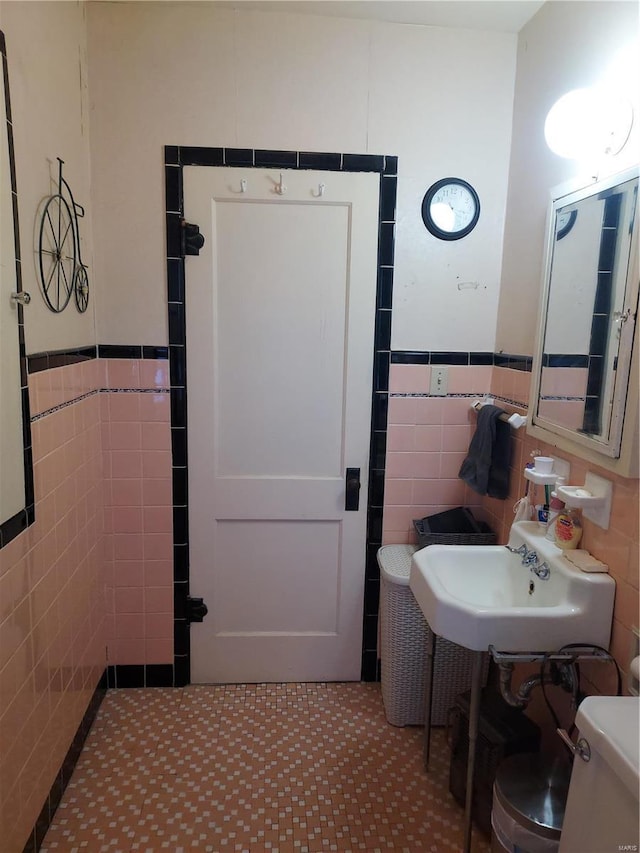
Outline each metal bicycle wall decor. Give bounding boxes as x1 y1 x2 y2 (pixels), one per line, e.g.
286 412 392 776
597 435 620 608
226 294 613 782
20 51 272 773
38 157 89 313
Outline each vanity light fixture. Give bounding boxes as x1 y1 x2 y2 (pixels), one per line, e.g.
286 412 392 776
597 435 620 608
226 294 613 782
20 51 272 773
544 86 633 161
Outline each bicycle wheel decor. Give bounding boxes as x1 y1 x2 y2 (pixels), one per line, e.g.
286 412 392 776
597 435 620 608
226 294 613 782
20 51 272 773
38 193 76 313
38 157 90 314
74 264 90 313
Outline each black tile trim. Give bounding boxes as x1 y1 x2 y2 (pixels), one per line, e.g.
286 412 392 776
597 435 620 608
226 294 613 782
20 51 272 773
542 354 590 368
28 346 170 371
377 268 393 310
343 153 385 173
107 663 174 688
142 346 169 360
166 146 397 684
22 675 106 853
180 146 223 167
470 352 494 365
502 355 532 372
254 149 298 169
1 33 34 553
299 151 341 170
391 351 430 365
390 350 532 370
430 351 469 366
100 345 169 360
494 352 533 371
27 346 98 374
224 147 254 167
98 344 142 359
0 509 28 550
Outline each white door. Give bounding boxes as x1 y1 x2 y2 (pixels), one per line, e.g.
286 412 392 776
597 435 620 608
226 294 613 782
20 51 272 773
185 167 379 683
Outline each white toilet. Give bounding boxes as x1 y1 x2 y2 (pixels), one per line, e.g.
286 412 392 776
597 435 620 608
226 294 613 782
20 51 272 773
559 696 639 853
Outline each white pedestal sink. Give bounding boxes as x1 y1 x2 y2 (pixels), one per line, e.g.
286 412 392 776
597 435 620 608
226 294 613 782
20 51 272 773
409 520 615 652
408 520 616 853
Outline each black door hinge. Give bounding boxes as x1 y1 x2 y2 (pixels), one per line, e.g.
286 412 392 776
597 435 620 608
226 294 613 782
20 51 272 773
186 595 208 623
181 219 205 256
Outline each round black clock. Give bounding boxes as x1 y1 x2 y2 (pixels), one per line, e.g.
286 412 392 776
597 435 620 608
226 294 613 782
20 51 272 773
421 178 480 241
556 209 577 240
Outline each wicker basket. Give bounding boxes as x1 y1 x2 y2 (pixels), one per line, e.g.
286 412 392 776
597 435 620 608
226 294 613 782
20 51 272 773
413 506 496 548
378 544 488 727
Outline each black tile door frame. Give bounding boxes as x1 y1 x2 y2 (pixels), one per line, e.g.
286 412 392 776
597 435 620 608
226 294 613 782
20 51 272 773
164 146 397 684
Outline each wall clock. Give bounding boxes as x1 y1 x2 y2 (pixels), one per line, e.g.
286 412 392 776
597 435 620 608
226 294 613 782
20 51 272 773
555 209 577 240
421 177 480 241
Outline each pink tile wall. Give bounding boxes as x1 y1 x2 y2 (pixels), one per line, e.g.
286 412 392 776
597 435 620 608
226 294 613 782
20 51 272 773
538 399 585 430
2 355 176 849
540 366 588 398
482 366 639 697
382 364 490 544
102 359 173 666
0 363 105 853
384 361 639 692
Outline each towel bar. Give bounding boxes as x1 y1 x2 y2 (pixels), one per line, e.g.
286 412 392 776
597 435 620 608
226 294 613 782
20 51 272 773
471 398 527 429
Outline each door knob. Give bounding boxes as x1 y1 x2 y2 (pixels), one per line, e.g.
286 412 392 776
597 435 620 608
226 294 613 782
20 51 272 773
345 467 361 511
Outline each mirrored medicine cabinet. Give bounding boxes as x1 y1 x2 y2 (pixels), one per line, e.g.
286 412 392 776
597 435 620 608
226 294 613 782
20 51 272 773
0 31 34 548
528 166 639 477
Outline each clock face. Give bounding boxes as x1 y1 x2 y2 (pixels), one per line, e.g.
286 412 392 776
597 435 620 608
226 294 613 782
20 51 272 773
556 209 577 240
421 178 480 240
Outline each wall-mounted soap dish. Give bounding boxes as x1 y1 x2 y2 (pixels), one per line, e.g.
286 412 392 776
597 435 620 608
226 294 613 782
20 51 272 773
556 472 612 529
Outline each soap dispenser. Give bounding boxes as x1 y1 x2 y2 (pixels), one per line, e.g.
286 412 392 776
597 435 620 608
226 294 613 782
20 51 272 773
554 505 583 550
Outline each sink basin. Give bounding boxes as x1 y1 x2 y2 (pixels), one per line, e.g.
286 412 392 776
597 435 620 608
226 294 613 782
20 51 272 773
409 520 615 651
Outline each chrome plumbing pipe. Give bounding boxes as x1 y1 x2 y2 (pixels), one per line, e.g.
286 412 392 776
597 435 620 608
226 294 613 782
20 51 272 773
497 661 556 709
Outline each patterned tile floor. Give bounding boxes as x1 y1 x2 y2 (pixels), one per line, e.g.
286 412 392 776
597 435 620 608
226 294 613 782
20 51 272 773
43 683 491 852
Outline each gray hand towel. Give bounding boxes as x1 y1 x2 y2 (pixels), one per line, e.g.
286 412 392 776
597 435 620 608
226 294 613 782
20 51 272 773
458 405 512 499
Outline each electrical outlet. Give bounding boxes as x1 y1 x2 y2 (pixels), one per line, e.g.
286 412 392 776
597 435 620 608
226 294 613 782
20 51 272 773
430 367 448 396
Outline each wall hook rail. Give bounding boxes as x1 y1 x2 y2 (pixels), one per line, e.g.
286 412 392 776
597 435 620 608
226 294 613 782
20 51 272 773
275 173 287 195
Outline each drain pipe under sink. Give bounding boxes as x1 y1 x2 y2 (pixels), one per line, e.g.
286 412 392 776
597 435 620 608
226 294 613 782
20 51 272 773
497 661 557 709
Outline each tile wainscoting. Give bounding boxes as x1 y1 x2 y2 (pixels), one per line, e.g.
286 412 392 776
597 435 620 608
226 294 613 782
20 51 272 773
2 350 637 851
384 359 638 697
0 358 105 853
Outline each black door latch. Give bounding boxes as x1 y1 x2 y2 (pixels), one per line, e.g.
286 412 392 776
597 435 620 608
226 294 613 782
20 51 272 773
345 467 361 511
186 595 208 623
181 220 205 256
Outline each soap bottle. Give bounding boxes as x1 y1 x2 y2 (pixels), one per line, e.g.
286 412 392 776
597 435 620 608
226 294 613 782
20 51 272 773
554 506 583 550
545 478 566 541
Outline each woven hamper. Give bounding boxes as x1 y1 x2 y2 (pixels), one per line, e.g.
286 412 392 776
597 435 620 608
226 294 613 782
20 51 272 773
378 544 486 727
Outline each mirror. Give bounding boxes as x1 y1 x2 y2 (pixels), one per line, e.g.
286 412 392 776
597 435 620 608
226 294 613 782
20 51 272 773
0 31 33 548
530 166 639 467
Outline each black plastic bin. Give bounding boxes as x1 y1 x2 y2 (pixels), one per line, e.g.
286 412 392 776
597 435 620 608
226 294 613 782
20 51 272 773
413 506 496 548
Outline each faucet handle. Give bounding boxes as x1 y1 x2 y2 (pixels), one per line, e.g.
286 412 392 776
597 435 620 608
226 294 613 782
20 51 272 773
506 543 528 556
532 561 551 580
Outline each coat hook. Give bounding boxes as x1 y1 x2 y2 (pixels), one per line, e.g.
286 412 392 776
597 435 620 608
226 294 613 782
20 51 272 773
275 173 287 195
313 183 325 198
240 178 247 193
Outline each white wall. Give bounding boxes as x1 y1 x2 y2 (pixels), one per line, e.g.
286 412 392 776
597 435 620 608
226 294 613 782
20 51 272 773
0 1 95 354
87 3 517 351
496 0 640 356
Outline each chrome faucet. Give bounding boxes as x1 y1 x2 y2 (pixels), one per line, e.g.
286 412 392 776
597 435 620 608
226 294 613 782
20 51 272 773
505 544 551 580
531 561 551 580
506 543 529 559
